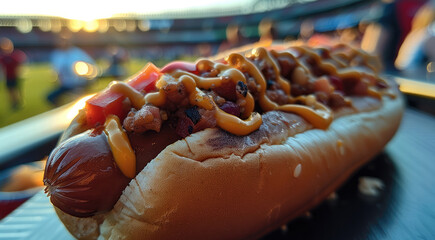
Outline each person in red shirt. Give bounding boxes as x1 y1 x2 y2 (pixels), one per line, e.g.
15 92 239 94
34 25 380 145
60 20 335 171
0 37 26 109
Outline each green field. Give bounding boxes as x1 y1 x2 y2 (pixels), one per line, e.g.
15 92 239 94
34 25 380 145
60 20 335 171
0 59 151 128
0 54 200 128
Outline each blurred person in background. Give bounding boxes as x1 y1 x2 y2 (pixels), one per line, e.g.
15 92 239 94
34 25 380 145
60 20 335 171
258 19 278 44
372 0 428 72
395 0 435 76
338 28 363 46
218 24 250 53
299 20 315 42
0 37 26 110
47 35 95 106
196 43 213 57
101 45 129 79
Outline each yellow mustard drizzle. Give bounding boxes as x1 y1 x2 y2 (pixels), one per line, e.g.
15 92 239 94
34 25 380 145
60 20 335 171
226 53 273 111
191 59 255 116
367 87 383 100
179 75 215 110
250 47 291 95
146 63 262 135
109 81 145 109
109 45 389 142
285 95 333 129
331 44 382 74
101 44 391 177
144 90 166 107
179 74 262 135
316 47 347 68
103 115 136 178
215 109 262 136
226 49 333 130
291 46 340 74
277 45 395 100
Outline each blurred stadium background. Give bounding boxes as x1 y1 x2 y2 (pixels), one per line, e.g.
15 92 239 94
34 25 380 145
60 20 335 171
0 0 389 61
0 0 433 127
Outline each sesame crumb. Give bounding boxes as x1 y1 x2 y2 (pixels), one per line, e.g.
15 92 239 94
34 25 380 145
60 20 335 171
293 163 302 178
358 176 385 196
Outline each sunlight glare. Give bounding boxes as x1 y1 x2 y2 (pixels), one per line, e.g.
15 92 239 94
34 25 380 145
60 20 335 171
0 0 251 21
396 77 435 99
66 94 95 122
84 20 99 32
68 20 84 32
74 61 98 79
74 61 89 76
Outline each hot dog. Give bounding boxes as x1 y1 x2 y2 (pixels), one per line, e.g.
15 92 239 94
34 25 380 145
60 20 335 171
43 43 403 240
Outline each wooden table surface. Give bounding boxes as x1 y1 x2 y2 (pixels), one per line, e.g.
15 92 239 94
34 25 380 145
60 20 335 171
1 107 434 240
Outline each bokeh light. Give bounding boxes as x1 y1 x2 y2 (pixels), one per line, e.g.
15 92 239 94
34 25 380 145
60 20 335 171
73 61 98 79
83 20 99 32
16 18 32 33
67 20 84 32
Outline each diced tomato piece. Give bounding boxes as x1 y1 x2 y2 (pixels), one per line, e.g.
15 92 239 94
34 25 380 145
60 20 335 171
128 63 161 92
85 63 161 127
86 91 125 127
160 61 197 74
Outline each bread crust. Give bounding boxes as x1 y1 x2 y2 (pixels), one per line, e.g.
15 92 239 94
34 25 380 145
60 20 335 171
55 90 403 239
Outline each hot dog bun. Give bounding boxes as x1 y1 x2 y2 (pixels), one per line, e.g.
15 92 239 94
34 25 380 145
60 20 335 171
44 43 405 239
55 89 403 239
